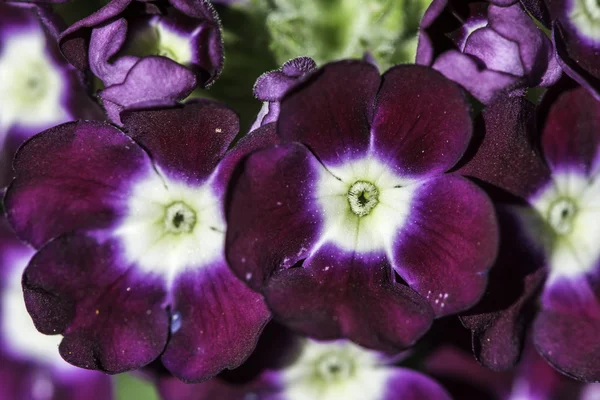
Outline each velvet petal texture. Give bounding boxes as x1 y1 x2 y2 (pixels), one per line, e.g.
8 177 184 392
226 143 324 290
390 175 498 317
228 60 499 350
5 121 153 248
161 265 271 382
541 86 600 173
383 370 452 400
277 61 380 165
8 102 273 380
456 96 551 201
371 65 471 179
263 245 434 353
23 233 170 373
121 100 239 184
534 275 600 381
460 208 547 370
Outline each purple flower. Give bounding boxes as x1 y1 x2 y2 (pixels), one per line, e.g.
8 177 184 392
158 325 452 400
539 0 600 100
426 339 600 399
4 101 275 381
250 57 317 132
0 216 114 399
458 86 600 381
58 0 224 124
0 3 100 187
225 61 499 352
416 0 561 104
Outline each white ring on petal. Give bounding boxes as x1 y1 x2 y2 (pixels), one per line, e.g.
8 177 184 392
569 0 600 42
316 156 416 254
281 339 390 400
115 169 224 285
530 170 600 282
0 31 67 134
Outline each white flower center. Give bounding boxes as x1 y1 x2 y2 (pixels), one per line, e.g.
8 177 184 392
0 31 67 132
1 251 73 371
115 170 224 285
569 0 600 41
316 156 416 254
527 171 600 282
124 17 194 65
281 340 389 400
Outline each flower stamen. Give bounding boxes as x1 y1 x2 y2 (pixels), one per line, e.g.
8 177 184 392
164 202 196 234
347 181 379 217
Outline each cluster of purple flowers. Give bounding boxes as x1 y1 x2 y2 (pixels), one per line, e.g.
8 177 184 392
1 0 600 399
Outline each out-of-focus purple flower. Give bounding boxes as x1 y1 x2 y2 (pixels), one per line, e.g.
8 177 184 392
250 57 317 132
226 60 499 352
0 216 114 399
458 85 600 381
0 3 100 187
535 0 600 100
158 324 452 400
416 0 561 104
58 0 224 124
427 339 600 399
4 101 275 382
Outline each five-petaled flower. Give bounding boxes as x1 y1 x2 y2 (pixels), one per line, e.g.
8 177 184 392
5 101 275 382
459 85 600 381
226 60 499 352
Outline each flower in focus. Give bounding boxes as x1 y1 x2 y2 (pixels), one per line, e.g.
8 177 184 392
226 60 499 352
458 85 600 381
158 324 452 400
0 216 114 399
417 0 561 104
250 56 317 132
4 101 275 382
255 0 432 70
0 3 100 187
58 0 224 124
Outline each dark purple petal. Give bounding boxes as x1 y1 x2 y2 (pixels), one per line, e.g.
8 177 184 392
212 122 278 196
553 23 600 102
391 175 498 317
456 96 552 201
158 376 248 400
161 264 270 382
371 65 472 179
534 275 600 381
225 143 323 290
0 354 114 400
383 369 452 400
541 86 600 174
121 100 239 185
23 232 169 373
432 50 521 104
460 207 547 370
264 245 433 353
520 0 551 28
99 57 197 125
5 121 153 248
277 61 380 166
